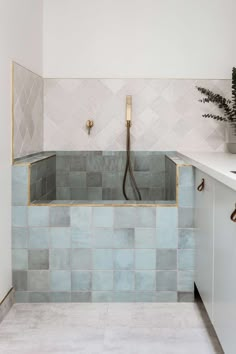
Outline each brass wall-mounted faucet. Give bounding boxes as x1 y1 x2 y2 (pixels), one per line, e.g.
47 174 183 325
86 120 94 135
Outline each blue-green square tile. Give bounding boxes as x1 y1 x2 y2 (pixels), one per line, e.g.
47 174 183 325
15 291 29 303
70 188 87 199
50 249 71 270
87 154 103 172
135 249 156 269
178 187 194 207
29 228 50 249
136 208 156 227
71 249 92 269
156 271 177 291
178 229 195 249
92 271 113 291
87 187 102 200
113 292 135 302
50 228 71 248
113 228 134 248
114 207 136 228
134 156 150 171
12 249 28 270
114 249 134 270
28 270 50 291
50 292 71 303
12 182 28 206
70 156 86 171
50 270 71 291
92 207 113 227
71 292 91 302
28 250 49 270
156 291 177 302
71 228 92 248
56 173 69 187
69 172 86 187
49 207 70 226
94 228 113 248
156 250 177 270
12 207 27 227
71 207 92 230
178 271 194 291
135 228 156 248
136 292 156 302
178 208 194 228
102 172 120 188
28 207 49 226
156 228 178 249
57 187 70 199
13 271 27 291
57 156 70 171
178 292 195 302
12 166 28 184
133 172 151 188
156 207 178 228
178 249 194 270
12 228 28 248
71 271 91 291
103 155 124 172
178 166 194 186
92 292 113 302
114 271 134 291
93 249 113 270
29 292 50 303
135 271 156 291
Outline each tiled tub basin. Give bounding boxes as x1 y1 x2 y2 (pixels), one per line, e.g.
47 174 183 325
56 151 168 201
25 151 176 203
12 152 195 302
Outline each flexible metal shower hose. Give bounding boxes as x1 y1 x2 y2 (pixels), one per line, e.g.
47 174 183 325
122 123 142 201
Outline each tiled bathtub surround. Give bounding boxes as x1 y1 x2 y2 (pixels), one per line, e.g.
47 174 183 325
12 156 195 302
56 151 167 201
13 63 43 159
44 78 231 152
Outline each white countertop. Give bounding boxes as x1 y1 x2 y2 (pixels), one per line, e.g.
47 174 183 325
178 152 236 192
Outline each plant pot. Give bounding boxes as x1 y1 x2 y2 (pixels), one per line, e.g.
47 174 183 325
226 122 236 153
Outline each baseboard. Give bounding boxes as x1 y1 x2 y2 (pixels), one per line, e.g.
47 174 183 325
0 288 15 323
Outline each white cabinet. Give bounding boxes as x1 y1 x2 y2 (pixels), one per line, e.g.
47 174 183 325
194 168 236 354
214 181 236 354
195 170 215 320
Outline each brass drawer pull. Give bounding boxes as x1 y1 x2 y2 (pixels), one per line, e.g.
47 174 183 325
197 178 205 192
230 204 236 222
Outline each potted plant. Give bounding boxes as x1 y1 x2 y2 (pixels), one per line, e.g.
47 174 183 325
197 67 236 153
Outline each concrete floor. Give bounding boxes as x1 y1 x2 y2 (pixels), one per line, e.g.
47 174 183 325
0 303 223 354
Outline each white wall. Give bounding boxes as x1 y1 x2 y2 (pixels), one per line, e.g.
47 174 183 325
43 0 234 79
0 0 43 301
